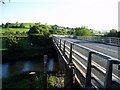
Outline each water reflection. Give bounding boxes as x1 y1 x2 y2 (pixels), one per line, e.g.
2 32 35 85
23 61 31 71
48 59 54 71
1 58 59 78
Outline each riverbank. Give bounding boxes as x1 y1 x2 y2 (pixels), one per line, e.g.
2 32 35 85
2 35 58 62
2 45 57 62
2 71 64 89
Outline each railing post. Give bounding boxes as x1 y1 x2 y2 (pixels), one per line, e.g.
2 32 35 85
69 43 73 64
109 38 112 44
118 64 120 70
54 37 56 44
60 39 61 49
57 38 59 47
84 51 95 88
104 60 113 88
63 41 65 55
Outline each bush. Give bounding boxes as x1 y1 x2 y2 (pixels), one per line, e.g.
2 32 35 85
6 35 21 49
28 35 52 46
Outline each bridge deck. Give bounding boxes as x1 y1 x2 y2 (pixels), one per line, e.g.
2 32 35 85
53 36 120 89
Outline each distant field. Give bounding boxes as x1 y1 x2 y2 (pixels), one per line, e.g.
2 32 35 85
8 23 35 28
1 28 29 33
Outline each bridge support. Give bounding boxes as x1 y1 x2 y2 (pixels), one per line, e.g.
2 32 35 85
64 64 74 90
58 52 74 90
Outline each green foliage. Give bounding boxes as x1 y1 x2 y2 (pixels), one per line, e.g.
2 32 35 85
75 26 91 36
2 23 4 28
28 25 40 34
43 30 50 38
6 35 21 49
0 39 8 50
28 35 52 46
48 76 56 86
2 72 31 88
90 29 102 34
1 28 29 34
2 72 63 89
105 29 119 37
5 23 9 28
19 23 25 28
28 24 51 37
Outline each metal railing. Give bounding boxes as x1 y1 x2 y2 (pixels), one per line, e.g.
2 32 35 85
52 36 120 89
72 36 120 46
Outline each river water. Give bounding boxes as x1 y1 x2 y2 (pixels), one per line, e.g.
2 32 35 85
1 58 59 78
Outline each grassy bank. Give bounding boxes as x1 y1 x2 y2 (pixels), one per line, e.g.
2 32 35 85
2 71 64 89
1 28 29 34
2 35 57 62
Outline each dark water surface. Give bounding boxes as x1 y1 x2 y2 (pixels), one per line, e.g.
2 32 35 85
1 58 59 78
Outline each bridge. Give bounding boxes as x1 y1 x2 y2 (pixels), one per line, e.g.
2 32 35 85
52 36 120 89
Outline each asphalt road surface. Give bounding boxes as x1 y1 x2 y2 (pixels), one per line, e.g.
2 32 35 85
61 37 119 59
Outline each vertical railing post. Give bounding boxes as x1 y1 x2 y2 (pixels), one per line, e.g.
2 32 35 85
60 39 61 49
84 51 95 88
118 38 120 46
56 38 59 47
109 38 111 44
55 37 57 45
118 64 120 70
54 37 56 45
69 43 73 64
104 59 113 88
63 41 65 55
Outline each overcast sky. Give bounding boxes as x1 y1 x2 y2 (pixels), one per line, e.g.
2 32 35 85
0 0 119 31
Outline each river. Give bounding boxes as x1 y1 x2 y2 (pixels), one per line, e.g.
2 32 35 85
1 58 59 78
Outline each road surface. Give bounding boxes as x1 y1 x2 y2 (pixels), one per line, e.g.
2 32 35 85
61 37 119 59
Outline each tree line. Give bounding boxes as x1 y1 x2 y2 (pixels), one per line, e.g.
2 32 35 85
2 23 26 28
1 22 120 37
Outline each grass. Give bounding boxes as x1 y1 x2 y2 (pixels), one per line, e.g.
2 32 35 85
8 23 35 28
48 76 57 86
2 71 34 88
1 28 29 33
23 23 35 28
2 71 64 89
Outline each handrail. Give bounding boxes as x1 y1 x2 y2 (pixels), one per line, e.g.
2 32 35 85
74 36 120 46
52 36 120 89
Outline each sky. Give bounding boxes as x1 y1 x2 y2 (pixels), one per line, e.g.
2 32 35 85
0 0 120 31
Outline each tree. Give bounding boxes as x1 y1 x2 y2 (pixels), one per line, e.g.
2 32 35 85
117 31 120 37
43 30 50 38
75 26 91 36
106 29 118 37
28 25 40 34
6 35 20 49
28 24 51 37
5 23 9 28
16 31 20 34
19 23 25 28
39 24 50 37
2 23 4 28
39 24 49 34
